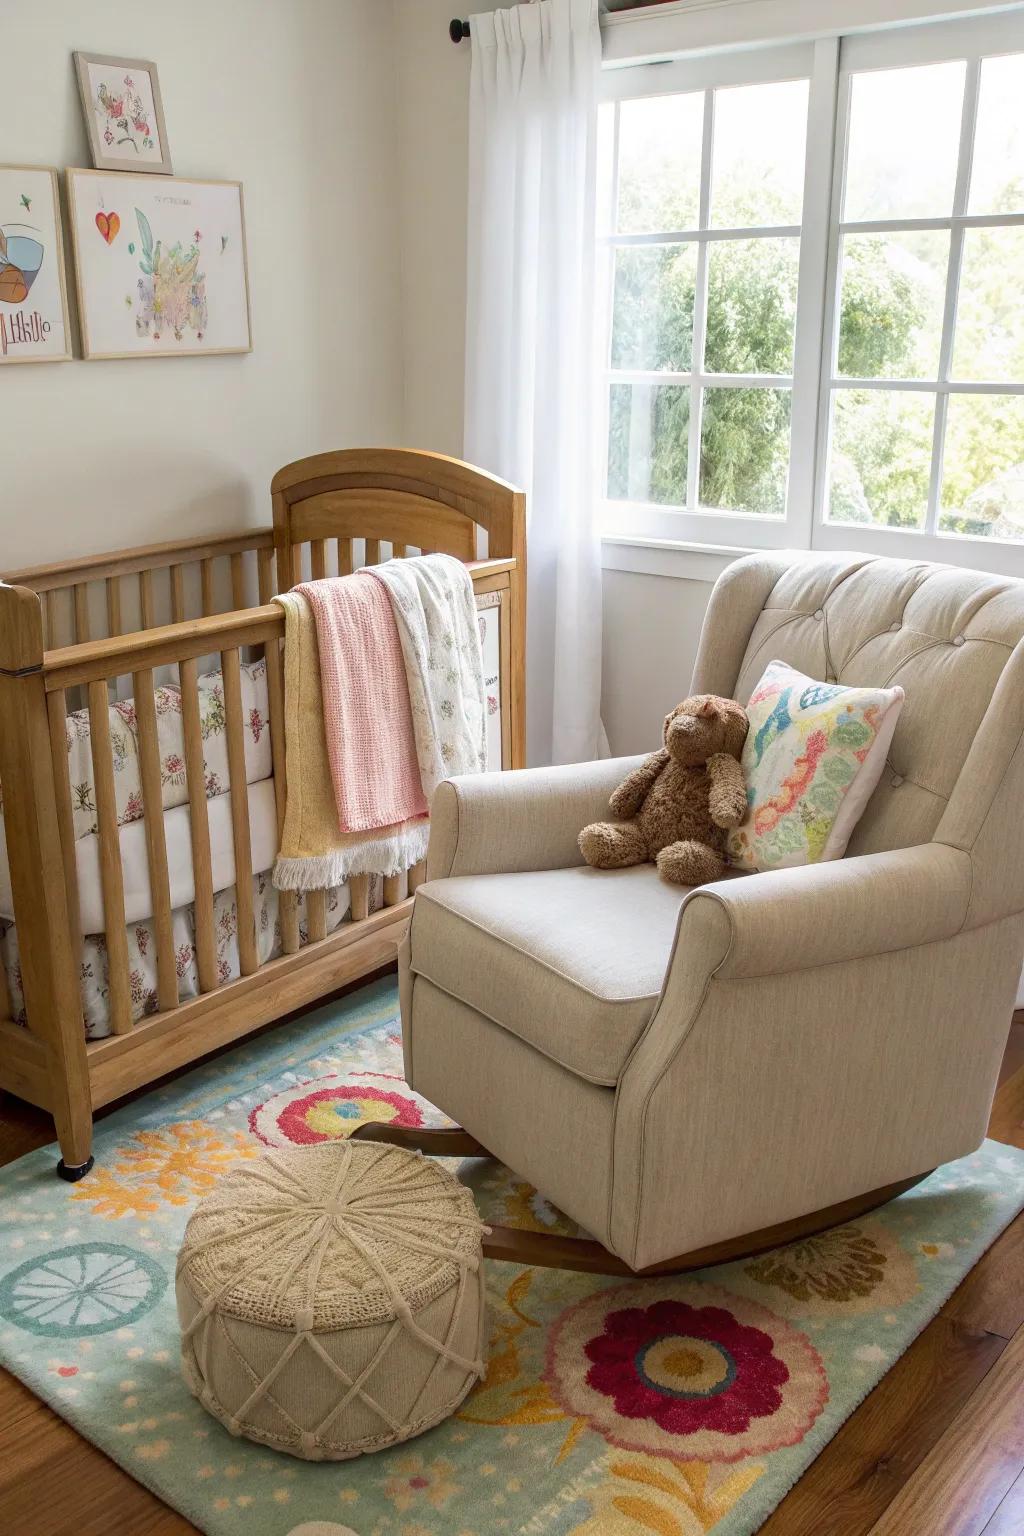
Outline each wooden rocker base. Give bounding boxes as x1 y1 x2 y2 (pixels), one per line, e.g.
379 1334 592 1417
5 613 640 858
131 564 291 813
349 1121 931 1276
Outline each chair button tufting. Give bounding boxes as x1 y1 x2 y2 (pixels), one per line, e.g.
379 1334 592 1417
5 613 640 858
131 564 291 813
953 634 966 647
889 621 901 632
891 773 904 787
813 609 824 621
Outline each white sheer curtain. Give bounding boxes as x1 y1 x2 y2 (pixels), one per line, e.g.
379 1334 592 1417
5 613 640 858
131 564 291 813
464 0 607 766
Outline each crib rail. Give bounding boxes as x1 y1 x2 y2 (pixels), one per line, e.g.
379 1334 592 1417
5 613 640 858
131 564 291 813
3 528 277 648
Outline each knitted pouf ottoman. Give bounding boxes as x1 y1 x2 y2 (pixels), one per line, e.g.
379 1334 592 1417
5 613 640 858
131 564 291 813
176 1139 487 1460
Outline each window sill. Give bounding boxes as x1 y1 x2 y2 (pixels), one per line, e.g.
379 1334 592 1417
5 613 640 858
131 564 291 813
601 535 756 582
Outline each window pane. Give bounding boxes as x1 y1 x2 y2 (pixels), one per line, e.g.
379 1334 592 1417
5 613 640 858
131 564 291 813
969 54 1024 215
844 62 965 221
836 232 949 380
952 228 1024 383
608 382 689 504
699 388 791 514
610 245 697 373
710 79 809 227
828 389 934 529
616 93 704 234
704 238 799 376
940 394 1024 540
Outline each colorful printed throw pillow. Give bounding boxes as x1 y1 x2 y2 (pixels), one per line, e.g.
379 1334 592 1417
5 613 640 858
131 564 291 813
727 659 904 871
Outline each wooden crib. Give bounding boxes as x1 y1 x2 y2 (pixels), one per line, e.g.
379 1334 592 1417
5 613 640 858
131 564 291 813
0 449 525 1177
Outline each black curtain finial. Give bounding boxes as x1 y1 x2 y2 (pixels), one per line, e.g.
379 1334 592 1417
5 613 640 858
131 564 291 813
450 18 470 43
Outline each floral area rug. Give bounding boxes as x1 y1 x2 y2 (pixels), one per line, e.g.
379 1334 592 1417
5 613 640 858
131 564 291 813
1 976 1023 1536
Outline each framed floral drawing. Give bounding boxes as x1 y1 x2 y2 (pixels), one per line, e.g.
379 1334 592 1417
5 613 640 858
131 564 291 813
74 52 172 175
0 166 72 364
67 169 251 359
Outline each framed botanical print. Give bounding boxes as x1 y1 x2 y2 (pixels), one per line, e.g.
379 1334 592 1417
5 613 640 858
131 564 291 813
67 168 251 359
0 166 72 364
74 52 172 175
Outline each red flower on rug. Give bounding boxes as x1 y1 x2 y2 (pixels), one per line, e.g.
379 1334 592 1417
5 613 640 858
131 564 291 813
248 1076 425 1148
584 1298 789 1436
545 1280 827 1462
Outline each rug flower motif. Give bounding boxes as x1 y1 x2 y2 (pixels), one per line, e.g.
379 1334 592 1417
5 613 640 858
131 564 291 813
0 979 1022 1536
546 1283 828 1463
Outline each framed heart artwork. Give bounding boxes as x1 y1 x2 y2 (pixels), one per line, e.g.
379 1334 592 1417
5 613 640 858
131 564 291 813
0 166 72 364
66 169 252 360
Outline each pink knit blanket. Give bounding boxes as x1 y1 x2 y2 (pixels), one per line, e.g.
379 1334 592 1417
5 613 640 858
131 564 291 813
296 574 428 832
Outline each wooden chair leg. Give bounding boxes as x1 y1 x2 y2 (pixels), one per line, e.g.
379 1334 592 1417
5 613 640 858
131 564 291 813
350 1122 490 1158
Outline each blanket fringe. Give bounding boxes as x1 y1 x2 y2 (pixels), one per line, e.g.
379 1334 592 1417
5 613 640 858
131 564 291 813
272 822 430 893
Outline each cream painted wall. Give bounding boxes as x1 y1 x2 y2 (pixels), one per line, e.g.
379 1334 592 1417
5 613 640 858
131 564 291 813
1 0 403 569
601 569 715 752
393 0 472 455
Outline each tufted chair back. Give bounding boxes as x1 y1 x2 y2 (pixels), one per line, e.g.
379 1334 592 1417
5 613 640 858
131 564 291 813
692 552 1024 930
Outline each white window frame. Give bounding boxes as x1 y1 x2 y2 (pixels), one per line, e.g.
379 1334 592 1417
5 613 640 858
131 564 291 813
814 9 1024 575
599 7 1024 578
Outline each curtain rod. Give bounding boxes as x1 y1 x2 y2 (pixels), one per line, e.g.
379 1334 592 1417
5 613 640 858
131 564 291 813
450 18 471 42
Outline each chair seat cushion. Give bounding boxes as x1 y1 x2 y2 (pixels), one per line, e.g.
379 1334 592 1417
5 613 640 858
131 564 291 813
408 864 697 1085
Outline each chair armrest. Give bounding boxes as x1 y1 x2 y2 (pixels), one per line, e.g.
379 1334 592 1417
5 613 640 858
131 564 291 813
671 842 973 985
426 756 648 879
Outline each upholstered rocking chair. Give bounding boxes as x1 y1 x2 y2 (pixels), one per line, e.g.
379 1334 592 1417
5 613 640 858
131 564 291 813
359 552 1024 1274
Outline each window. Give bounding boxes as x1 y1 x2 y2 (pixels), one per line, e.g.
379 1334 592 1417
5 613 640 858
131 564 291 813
597 10 1024 576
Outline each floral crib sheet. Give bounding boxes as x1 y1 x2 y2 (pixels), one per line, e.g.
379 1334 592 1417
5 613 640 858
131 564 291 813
1 874 381 1041
0 658 272 842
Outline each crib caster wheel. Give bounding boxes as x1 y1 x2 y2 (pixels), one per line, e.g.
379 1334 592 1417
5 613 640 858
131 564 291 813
57 1156 94 1183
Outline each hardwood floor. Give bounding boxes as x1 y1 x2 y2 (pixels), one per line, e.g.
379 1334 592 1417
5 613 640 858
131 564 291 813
0 1007 1022 1536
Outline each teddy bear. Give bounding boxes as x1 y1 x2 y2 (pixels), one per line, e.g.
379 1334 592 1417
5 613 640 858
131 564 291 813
578 694 750 886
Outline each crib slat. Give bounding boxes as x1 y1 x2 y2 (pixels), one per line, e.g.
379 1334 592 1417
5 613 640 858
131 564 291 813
383 872 407 907
257 547 274 605
46 691 84 1023
310 540 328 581
139 568 155 631
0 941 10 1024
350 874 370 923
264 636 300 955
201 558 216 618
230 552 245 610
307 888 328 942
338 539 354 577
408 860 426 894
134 667 178 1013
222 648 258 976
179 657 218 992
365 538 381 567
87 681 133 1035
171 564 186 623
106 576 122 638
393 544 408 559
44 589 58 649
74 584 90 644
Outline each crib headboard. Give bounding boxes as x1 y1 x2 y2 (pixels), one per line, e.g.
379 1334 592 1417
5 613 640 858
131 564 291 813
272 448 527 764
271 447 525 573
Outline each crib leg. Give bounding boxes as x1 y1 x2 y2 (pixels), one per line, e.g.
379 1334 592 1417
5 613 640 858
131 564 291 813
51 1059 95 1181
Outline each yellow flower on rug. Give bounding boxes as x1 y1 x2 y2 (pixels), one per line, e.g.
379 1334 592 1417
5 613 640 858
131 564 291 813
71 1121 258 1218
570 1455 764 1535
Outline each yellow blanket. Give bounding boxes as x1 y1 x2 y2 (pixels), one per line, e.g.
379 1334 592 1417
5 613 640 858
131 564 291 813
271 590 430 892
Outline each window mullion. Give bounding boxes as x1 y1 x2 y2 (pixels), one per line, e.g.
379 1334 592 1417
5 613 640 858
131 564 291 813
789 36 840 552
925 56 981 536
686 88 715 513
811 58 853 550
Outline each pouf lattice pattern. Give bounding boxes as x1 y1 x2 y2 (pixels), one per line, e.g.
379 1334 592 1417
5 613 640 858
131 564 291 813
176 1140 487 1459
